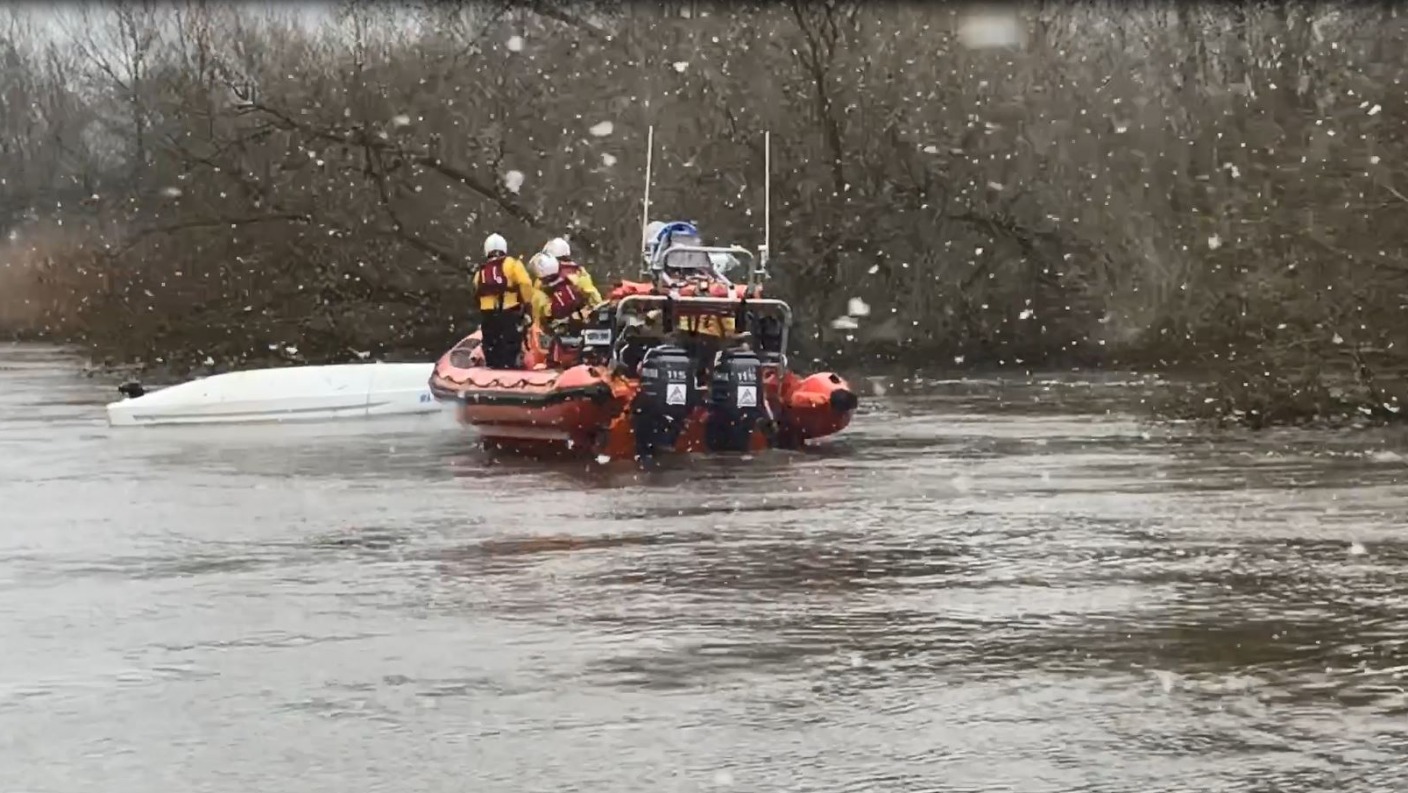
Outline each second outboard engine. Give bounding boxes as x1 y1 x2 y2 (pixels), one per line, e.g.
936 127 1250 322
706 348 765 452
632 344 698 461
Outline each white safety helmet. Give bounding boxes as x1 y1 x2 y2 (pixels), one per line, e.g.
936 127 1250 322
483 233 508 258
544 237 571 259
529 251 559 280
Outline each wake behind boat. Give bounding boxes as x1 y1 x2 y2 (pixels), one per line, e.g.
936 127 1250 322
106 361 441 427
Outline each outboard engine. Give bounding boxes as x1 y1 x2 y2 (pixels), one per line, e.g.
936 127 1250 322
632 344 698 461
706 348 765 452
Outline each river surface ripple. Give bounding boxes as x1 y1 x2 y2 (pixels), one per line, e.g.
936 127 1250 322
3 344 1407 792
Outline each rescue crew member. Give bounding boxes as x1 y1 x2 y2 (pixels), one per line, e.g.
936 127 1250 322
474 233 534 369
529 251 602 368
542 237 603 306
651 223 759 340
530 251 597 327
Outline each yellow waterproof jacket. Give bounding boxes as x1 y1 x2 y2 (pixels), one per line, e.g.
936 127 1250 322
667 278 758 337
531 271 602 326
677 314 736 338
636 308 736 338
474 255 534 312
533 262 602 306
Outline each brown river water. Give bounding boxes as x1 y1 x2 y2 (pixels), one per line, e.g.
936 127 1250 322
2 341 1408 792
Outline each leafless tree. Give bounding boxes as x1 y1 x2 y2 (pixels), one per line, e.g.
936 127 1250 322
3 1 1408 424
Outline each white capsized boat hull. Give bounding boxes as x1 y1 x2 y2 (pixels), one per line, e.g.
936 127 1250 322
105 362 441 427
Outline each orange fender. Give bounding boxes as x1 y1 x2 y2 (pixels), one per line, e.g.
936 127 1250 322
778 371 858 443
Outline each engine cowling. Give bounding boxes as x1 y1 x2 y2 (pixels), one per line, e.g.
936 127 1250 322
706 348 764 452
632 344 698 459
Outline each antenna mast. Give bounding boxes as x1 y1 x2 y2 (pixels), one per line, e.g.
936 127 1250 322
757 130 771 287
640 125 655 274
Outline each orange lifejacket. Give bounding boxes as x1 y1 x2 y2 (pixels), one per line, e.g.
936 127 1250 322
475 255 510 309
608 280 656 301
675 280 763 300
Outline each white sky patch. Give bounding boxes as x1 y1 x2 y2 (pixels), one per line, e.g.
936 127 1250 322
957 11 1024 49
503 170 525 194
588 120 614 137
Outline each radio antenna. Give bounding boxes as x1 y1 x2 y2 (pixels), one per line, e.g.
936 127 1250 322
758 129 771 285
640 124 655 273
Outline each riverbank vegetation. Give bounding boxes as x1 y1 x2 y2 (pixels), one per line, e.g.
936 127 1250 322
3 1 1408 425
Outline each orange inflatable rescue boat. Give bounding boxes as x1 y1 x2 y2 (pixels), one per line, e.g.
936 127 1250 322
435 128 858 461
428 285 858 461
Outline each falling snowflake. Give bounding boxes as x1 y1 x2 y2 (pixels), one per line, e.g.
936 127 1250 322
503 170 525 194
506 35 524 52
588 120 614 137
601 153 617 167
1207 234 1222 251
391 113 411 128
846 297 871 317
1368 104 1382 116
922 145 939 154
672 61 689 73
830 315 860 330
